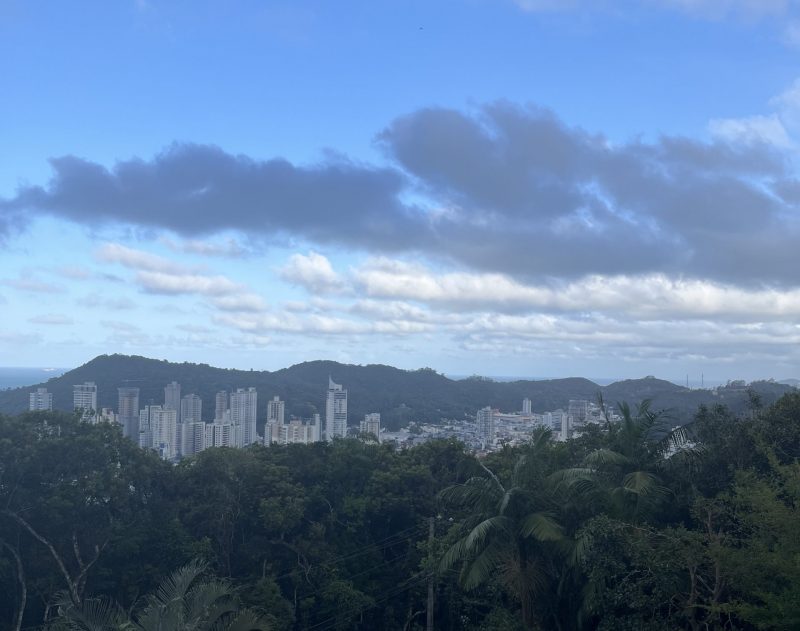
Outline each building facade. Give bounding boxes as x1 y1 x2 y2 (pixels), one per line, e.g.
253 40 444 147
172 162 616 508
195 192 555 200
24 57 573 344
181 394 202 424
73 382 98 422
230 387 257 447
164 381 181 422
476 406 495 447
267 395 285 425
118 387 140 440
360 412 381 442
325 377 348 441
29 387 53 411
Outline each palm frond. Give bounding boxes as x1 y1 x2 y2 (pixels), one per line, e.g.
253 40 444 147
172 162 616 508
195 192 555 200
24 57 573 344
460 540 508 590
49 595 131 631
621 470 663 496
464 515 510 551
519 511 563 542
216 608 272 631
583 448 631 468
439 476 502 509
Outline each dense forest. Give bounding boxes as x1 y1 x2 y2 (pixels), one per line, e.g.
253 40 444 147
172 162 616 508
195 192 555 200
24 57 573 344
1 391 799 629
0 354 794 429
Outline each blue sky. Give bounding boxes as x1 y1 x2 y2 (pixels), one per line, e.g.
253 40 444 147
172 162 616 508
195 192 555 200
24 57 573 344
2 0 800 381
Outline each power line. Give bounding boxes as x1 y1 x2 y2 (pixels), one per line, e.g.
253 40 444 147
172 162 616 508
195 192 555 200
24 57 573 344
305 573 430 631
269 522 427 583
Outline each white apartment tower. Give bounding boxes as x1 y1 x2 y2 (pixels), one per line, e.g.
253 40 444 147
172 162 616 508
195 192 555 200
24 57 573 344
29 387 53 411
230 387 258 447
215 390 228 421
522 398 532 415
146 405 178 460
267 396 285 425
181 394 202 424
325 377 348 441
164 381 181 422
476 406 495 447
73 382 98 422
360 413 381 442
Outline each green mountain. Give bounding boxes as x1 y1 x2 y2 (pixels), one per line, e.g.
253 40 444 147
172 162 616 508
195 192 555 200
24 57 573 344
0 354 794 429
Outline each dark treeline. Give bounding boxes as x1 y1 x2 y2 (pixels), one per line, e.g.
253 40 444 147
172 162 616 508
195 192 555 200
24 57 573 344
1 393 799 630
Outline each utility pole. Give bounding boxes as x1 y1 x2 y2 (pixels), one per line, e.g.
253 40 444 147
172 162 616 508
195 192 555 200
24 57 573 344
427 516 435 631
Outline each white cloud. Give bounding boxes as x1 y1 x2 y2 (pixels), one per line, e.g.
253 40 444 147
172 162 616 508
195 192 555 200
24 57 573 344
2 275 64 293
210 293 269 312
353 257 800 320
96 242 189 274
655 0 789 19
28 313 74 325
135 270 242 296
279 251 344 294
80 293 137 310
708 113 791 147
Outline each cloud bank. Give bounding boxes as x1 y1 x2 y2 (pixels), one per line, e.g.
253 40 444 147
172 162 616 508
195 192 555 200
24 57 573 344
3 102 799 288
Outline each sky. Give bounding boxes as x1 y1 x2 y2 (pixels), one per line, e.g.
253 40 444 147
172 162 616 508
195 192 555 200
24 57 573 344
1 0 800 381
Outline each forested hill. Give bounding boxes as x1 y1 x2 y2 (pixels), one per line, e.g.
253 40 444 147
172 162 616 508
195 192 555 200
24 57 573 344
0 354 794 428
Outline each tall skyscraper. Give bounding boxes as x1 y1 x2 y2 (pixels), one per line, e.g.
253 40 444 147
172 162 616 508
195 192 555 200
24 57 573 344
29 387 53 411
360 413 381 442
73 382 98 422
215 390 228 421
476 406 495 447
230 387 257 447
267 396 285 425
522 398 532 415
118 387 140 440
164 381 181 422
181 394 202 424
325 377 348 441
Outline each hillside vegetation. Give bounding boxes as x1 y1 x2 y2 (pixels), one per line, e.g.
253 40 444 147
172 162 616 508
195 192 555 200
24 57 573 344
2 393 800 629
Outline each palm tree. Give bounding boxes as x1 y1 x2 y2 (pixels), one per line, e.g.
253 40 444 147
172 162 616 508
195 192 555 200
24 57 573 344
438 428 564 629
555 400 702 523
48 559 271 631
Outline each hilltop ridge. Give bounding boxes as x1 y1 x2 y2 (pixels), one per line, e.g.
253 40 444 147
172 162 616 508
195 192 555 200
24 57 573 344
0 354 794 429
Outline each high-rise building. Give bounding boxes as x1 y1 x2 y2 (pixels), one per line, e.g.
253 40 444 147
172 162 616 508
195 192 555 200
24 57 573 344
360 413 381 442
560 413 573 441
568 400 589 426
29 387 53 411
325 377 348 441
73 382 98 422
118 387 140 440
230 387 257 447
206 419 235 447
164 381 181 422
144 405 178 460
182 421 207 456
267 396 285 425
181 394 202 424
215 391 228 421
476 406 495 447
522 398 532 415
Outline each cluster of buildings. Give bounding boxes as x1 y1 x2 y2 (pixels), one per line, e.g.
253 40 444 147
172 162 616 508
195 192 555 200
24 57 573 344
29 379 617 457
382 397 616 451
29 377 383 461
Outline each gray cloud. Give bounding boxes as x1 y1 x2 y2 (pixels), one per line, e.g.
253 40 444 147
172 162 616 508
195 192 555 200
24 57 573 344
4 143 421 251
3 104 799 285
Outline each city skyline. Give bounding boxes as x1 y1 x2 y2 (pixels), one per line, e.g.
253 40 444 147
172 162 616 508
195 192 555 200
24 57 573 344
2 1 800 381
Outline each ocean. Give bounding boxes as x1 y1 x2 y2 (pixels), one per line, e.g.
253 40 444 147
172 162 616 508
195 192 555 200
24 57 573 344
0 367 69 390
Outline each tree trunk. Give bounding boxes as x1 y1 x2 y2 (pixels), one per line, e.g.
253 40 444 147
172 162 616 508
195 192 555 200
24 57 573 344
1 542 26 631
